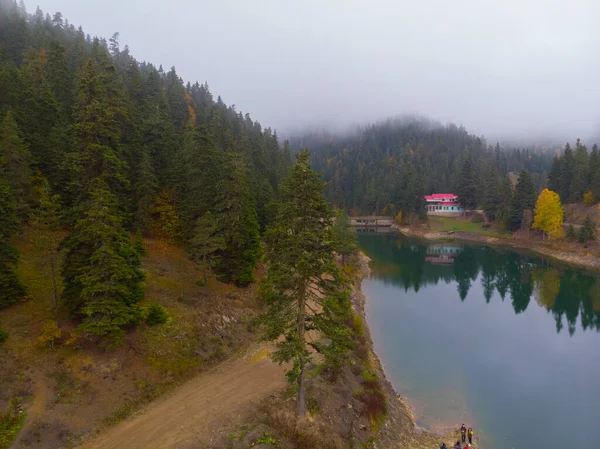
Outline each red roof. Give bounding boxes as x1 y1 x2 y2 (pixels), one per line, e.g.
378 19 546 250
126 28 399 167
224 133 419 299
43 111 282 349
424 193 458 200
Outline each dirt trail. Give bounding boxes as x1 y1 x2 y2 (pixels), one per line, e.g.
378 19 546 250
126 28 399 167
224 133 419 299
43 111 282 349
80 346 285 449
11 375 49 449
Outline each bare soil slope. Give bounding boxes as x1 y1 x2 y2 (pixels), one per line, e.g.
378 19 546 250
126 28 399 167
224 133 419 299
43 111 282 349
80 346 285 449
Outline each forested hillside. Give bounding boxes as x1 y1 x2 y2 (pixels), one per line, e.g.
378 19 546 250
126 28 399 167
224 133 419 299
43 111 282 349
0 0 290 344
290 117 554 216
548 139 600 204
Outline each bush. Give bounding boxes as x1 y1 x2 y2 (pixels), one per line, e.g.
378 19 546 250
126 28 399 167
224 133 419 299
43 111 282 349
0 329 7 346
566 225 577 242
146 303 168 325
471 212 485 223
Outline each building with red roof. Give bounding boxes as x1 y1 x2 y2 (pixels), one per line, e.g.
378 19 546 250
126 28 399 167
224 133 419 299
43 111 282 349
424 193 464 216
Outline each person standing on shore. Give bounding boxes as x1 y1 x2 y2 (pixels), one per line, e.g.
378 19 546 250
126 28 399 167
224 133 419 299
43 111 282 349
460 424 467 443
467 427 474 444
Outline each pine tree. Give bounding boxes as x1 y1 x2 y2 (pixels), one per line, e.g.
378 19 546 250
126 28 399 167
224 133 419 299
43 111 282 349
31 180 61 322
260 150 352 417
483 167 498 221
213 156 261 286
0 110 33 218
509 169 535 231
134 149 158 234
60 180 144 346
456 158 477 210
566 225 577 242
532 188 563 240
151 188 182 241
559 143 574 202
496 174 513 231
332 210 357 264
0 179 26 308
547 156 561 194
569 139 589 202
188 211 225 285
65 54 130 217
577 216 596 245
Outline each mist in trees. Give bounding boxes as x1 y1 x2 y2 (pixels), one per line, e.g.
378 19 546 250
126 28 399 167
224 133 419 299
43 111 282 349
292 118 553 217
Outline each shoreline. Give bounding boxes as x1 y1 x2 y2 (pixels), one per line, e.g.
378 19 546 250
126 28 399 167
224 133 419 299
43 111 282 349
352 251 468 448
395 225 600 272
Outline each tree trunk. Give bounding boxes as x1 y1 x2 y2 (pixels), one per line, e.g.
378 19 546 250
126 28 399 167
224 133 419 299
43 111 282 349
296 284 306 418
203 255 208 286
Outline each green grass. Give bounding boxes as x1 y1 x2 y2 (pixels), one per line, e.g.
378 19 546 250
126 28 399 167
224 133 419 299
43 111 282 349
0 410 26 449
428 216 497 235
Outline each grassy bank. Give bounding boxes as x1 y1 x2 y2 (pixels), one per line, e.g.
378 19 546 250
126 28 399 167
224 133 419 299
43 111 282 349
398 216 600 272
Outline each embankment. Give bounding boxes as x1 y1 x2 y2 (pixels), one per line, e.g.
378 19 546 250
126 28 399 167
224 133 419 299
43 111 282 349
396 225 600 272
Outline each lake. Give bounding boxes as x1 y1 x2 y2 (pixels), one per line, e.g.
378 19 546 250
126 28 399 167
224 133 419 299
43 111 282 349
358 233 600 449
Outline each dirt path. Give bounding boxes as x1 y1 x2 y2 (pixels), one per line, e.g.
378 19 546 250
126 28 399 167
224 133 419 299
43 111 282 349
11 375 49 449
79 346 285 449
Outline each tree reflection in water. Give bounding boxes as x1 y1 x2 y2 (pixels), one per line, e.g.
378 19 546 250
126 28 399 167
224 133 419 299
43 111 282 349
360 234 600 335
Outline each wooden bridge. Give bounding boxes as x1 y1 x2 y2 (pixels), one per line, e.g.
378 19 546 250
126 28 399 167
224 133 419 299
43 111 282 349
349 216 394 227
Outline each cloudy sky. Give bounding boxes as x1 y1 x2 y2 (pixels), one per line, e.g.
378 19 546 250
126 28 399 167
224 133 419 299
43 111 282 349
31 0 600 141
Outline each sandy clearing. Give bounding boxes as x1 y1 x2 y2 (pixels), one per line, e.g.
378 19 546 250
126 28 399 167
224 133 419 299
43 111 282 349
79 348 286 449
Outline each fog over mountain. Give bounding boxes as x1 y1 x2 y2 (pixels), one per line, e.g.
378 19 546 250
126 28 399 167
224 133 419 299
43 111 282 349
33 0 600 142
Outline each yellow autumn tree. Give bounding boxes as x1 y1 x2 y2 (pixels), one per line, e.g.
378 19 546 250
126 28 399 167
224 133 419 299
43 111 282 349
583 190 594 206
395 211 403 225
532 188 564 240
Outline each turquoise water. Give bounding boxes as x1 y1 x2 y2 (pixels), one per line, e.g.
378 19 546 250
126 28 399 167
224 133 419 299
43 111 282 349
358 233 600 449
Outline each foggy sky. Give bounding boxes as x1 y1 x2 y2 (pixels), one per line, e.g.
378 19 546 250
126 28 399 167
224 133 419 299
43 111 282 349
31 0 600 142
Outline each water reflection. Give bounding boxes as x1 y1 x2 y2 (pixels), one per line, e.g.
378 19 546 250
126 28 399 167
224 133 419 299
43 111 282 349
359 234 600 335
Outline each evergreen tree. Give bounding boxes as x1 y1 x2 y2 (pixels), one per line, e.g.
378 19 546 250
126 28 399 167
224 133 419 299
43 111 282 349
569 139 589 202
134 149 158 234
547 156 562 194
578 216 596 245
566 225 577 242
496 174 513 231
0 179 26 308
65 54 130 217
31 180 61 322
508 169 535 231
0 110 33 218
213 157 261 286
482 167 498 221
559 143 574 202
332 210 357 264
60 180 144 346
188 211 225 285
456 158 477 210
260 150 352 417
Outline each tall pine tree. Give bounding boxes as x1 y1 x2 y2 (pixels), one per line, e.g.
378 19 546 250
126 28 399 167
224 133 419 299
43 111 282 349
0 179 26 308
456 158 477 210
0 110 33 218
60 180 144 346
213 156 261 286
260 150 352 417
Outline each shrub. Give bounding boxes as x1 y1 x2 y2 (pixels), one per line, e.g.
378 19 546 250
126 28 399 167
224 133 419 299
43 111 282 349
471 212 485 223
352 314 365 339
146 303 168 325
566 225 577 242
0 329 7 346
